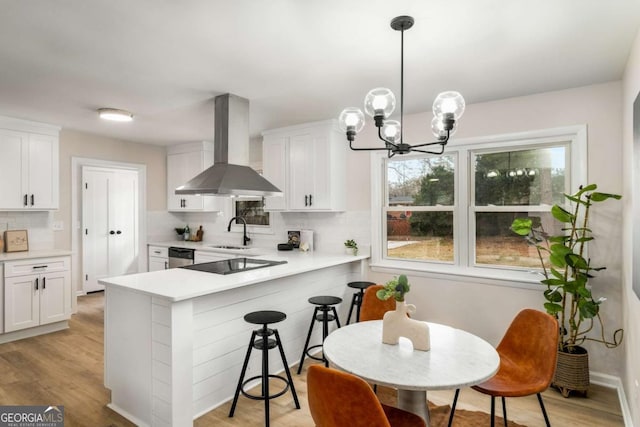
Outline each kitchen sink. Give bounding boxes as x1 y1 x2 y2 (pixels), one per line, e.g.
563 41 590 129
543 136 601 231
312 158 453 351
209 245 249 250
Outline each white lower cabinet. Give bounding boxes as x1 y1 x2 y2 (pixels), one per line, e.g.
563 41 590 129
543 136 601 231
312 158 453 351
3 257 71 333
148 245 168 272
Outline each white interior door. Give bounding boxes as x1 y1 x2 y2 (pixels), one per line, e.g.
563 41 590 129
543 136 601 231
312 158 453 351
82 167 139 293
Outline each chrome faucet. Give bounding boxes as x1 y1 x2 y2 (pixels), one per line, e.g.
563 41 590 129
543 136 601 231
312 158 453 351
227 216 251 246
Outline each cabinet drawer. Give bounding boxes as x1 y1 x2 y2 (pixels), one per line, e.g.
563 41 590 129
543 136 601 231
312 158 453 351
4 256 70 278
148 246 168 258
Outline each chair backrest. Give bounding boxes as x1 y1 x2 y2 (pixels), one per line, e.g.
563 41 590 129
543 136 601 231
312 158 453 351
307 365 391 427
497 308 559 389
360 284 396 321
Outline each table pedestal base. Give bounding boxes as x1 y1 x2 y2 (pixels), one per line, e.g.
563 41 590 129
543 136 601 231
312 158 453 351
397 389 430 426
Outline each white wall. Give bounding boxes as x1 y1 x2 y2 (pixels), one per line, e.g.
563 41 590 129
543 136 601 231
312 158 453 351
622 27 640 426
363 82 625 378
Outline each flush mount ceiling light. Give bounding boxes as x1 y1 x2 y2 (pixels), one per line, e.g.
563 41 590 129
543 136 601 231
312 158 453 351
98 108 134 122
338 16 465 158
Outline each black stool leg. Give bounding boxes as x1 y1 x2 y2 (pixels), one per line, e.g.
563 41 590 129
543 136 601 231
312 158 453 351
447 388 460 427
229 330 256 417
346 292 358 325
490 396 496 427
355 289 364 322
297 307 319 374
331 306 341 328
261 325 270 427
274 329 300 409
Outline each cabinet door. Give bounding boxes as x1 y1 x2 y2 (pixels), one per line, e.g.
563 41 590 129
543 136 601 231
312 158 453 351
39 271 70 325
27 133 58 209
288 133 316 210
262 136 287 210
167 151 204 211
0 129 28 209
148 257 168 271
4 274 39 332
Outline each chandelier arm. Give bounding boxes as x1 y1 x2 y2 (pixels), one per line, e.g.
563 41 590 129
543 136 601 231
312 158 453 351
349 140 393 152
410 130 451 149
409 145 446 155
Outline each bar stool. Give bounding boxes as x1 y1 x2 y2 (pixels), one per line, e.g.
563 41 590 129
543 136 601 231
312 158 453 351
297 296 342 374
345 281 376 324
229 310 300 427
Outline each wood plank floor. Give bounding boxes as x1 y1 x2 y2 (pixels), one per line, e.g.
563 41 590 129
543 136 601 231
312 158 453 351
0 292 625 426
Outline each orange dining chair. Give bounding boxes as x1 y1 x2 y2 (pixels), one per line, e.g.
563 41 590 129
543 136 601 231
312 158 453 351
307 365 426 427
359 284 397 321
447 308 558 427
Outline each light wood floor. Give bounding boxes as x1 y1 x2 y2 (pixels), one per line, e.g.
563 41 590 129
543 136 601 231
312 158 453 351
0 293 625 426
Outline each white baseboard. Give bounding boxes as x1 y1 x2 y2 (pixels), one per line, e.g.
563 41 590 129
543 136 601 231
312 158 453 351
591 371 634 427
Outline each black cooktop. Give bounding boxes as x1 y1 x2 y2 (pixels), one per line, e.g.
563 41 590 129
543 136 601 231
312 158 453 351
181 258 287 275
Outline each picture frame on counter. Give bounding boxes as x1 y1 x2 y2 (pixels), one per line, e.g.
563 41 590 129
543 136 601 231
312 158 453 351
4 229 29 252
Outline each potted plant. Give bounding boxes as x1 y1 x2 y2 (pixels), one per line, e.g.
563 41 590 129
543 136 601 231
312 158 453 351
344 239 358 256
376 274 411 302
510 184 623 397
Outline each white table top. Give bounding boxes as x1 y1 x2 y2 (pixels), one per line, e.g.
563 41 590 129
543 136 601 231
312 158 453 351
323 320 499 391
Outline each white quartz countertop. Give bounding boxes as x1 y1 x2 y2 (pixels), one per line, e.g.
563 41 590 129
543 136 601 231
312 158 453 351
100 251 369 302
0 249 73 262
148 240 266 256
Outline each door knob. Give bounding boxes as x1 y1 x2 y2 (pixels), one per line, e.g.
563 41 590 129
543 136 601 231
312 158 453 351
110 230 115 235
116 230 122 235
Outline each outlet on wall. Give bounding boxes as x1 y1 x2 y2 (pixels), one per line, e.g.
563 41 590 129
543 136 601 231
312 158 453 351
52 221 64 231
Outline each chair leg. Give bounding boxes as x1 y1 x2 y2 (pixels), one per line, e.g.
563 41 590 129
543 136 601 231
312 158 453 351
501 396 507 427
537 393 551 427
447 388 460 427
490 396 495 427
346 293 357 325
229 330 256 417
331 306 341 328
261 326 270 427
297 307 318 374
355 290 363 322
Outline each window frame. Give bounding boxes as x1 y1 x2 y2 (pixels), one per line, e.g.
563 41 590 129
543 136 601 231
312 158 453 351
230 196 274 235
370 125 587 287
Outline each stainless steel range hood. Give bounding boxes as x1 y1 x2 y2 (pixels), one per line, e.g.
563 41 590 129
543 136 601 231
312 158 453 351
175 94 282 197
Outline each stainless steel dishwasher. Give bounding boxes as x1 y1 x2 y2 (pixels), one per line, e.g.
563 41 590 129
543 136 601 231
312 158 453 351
168 247 195 268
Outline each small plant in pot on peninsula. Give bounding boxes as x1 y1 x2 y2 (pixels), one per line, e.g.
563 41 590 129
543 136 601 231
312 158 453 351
377 274 410 302
344 239 358 255
510 184 623 355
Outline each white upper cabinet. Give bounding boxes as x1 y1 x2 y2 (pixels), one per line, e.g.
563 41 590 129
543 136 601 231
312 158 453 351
0 116 60 210
167 141 224 212
261 120 346 212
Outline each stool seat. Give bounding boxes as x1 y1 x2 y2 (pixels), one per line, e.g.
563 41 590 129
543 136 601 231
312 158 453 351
347 281 376 290
345 281 376 325
244 310 286 325
309 295 342 306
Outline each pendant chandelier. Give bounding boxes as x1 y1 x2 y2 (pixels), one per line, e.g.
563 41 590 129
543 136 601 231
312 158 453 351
338 16 465 158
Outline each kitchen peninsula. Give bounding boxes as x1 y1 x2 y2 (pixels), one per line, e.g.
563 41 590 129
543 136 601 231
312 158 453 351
100 250 368 427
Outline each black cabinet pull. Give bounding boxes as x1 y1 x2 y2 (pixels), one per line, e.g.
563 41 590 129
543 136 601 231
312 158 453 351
116 230 122 235
309 194 313 206
24 194 28 206
109 230 115 235
30 194 34 206
164 261 168 269
35 278 39 290
43 277 46 289
304 195 308 206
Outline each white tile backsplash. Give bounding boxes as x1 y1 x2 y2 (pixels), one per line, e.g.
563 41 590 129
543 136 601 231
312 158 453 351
146 209 371 254
0 211 55 251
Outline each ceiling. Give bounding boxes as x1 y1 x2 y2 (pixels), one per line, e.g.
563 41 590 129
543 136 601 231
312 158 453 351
1 0 639 146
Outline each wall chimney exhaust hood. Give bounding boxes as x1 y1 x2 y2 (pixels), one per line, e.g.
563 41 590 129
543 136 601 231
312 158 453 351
175 94 282 197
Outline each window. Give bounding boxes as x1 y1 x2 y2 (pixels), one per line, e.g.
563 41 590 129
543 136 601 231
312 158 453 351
234 198 270 226
373 126 586 280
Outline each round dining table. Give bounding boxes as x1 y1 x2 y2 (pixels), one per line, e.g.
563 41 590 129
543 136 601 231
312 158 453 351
322 320 500 426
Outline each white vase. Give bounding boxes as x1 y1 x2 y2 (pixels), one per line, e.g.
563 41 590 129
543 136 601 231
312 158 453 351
345 247 357 256
382 301 430 351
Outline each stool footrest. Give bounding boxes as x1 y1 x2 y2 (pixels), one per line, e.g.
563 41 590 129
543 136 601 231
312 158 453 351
240 374 292 401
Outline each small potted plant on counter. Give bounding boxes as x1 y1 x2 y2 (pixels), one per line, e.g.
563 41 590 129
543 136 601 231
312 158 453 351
344 239 358 256
510 184 623 397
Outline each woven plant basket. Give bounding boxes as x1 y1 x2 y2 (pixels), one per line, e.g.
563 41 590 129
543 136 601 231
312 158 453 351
553 346 589 398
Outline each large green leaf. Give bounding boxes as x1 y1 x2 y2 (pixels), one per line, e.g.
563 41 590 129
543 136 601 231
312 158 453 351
510 218 532 236
590 192 622 202
544 302 563 315
544 288 563 302
566 253 589 269
575 184 597 196
578 300 599 319
550 267 564 279
551 205 574 223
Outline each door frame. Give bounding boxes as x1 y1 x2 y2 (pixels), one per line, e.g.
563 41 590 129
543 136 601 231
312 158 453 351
71 157 147 302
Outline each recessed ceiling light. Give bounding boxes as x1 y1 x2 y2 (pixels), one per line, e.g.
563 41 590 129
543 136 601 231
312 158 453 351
98 108 134 122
